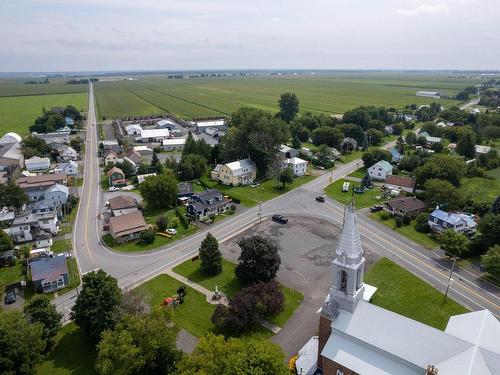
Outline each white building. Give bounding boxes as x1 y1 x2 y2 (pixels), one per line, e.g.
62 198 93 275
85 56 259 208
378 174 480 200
368 160 393 181
9 211 59 243
125 124 142 135
416 91 443 98
44 184 69 207
25 156 51 172
55 160 78 175
0 132 22 145
60 146 78 161
281 157 308 176
156 119 177 129
137 173 157 184
475 145 492 155
133 146 153 155
162 138 186 151
211 158 257 186
195 119 226 133
136 128 170 143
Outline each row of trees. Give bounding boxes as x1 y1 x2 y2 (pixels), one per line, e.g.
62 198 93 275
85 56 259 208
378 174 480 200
29 105 82 134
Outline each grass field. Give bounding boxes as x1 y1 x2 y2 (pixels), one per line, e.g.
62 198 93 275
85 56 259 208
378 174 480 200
370 212 440 250
93 73 465 120
347 167 366 178
173 258 304 327
459 177 500 206
36 323 97 375
0 261 26 285
0 92 88 135
365 258 469 330
325 179 386 208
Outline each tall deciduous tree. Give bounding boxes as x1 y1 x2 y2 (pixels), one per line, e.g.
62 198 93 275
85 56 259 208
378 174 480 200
0 182 29 213
279 167 294 188
0 230 14 254
415 154 465 186
278 92 299 123
235 235 281 284
312 126 343 147
177 333 288 375
361 148 391 167
179 154 207 181
199 233 222 276
0 310 45 375
456 132 476 159
23 294 62 350
424 179 463 210
437 229 470 258
71 270 121 341
139 173 178 209
481 245 500 279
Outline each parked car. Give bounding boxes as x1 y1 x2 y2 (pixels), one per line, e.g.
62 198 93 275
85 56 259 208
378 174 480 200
370 205 384 212
166 228 177 235
4 290 16 304
272 214 288 224
108 186 119 192
315 195 326 202
342 182 350 192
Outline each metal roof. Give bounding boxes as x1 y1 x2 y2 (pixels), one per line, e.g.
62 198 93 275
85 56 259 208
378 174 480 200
31 255 68 284
224 158 256 176
371 160 393 172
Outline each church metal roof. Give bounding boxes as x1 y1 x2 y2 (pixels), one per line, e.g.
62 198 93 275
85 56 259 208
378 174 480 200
334 204 364 267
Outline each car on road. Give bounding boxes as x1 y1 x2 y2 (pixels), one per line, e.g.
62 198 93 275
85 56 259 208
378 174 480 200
4 290 16 304
315 195 326 202
272 214 288 224
165 228 177 235
108 186 119 192
370 205 384 212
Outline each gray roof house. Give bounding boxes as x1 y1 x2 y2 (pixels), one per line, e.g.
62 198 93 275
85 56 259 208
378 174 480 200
295 203 500 375
279 144 299 159
31 255 69 293
428 208 477 235
187 189 231 219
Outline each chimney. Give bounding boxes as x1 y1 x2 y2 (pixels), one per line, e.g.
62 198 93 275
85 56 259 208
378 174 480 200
426 365 439 375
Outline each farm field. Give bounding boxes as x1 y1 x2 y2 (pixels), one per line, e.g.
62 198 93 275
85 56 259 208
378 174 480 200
0 78 88 97
459 177 500 206
93 72 467 119
0 92 88 135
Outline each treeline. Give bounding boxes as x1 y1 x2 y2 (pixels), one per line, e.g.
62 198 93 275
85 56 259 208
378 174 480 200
66 78 98 84
24 78 49 84
29 105 82 133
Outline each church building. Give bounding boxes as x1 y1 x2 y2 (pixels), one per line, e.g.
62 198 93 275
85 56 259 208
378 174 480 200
301 203 500 375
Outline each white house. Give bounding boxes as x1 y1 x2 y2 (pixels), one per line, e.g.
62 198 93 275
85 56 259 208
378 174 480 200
9 211 59 243
162 138 186 151
55 160 78 176
279 144 299 159
44 184 69 207
281 157 308 176
104 151 119 166
368 160 393 181
60 146 78 161
25 156 51 172
137 173 157 184
125 124 142 135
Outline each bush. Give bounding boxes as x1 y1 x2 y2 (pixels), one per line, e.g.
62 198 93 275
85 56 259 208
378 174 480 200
395 217 403 227
380 211 391 220
155 216 168 232
169 217 179 229
140 230 155 244
230 204 236 212
402 216 411 226
228 196 241 204
415 213 431 233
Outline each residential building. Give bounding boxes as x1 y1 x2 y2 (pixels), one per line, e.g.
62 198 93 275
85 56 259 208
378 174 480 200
187 189 231 219
137 173 156 184
195 119 226 133
281 157 308 176
211 158 257 186
297 203 499 375
108 195 138 216
279 144 299 159
109 211 148 243
17 173 67 202
416 90 443 98
384 175 417 193
125 149 142 164
104 151 119 166
35 233 53 249
0 250 16 267
9 211 59 243
101 140 121 154
107 167 126 187
0 141 23 183
368 160 393 181
25 156 51 172
428 208 477 235
32 132 70 147
31 255 68 293
133 145 153 155
0 132 22 145
162 137 186 151
55 160 78 176
419 131 442 145
32 199 57 215
388 147 403 163
64 116 75 127
384 197 427 218
177 182 194 198
59 146 78 161
44 184 69 207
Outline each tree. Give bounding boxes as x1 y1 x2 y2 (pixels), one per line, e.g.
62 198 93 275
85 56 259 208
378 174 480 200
291 136 301 149
312 126 343 147
71 270 121 341
470 213 500 254
456 132 476 159
365 128 383 145
96 310 180 375
492 196 500 214
437 229 470 258
278 92 299 123
155 216 168 231
315 144 335 168
0 230 14 254
199 233 222 276
139 173 178 209
23 294 62 350
361 172 373 188
279 167 294 188
177 333 288 375
424 179 463 210
405 132 417 147
182 132 198 156
415 154 465 186
398 154 420 172
235 235 281 284
481 245 500 279
0 310 45 375
179 154 207 181
117 160 135 178
361 148 391 168
337 123 365 145
0 182 29 213
21 134 51 158
415 213 431 233
140 230 155 244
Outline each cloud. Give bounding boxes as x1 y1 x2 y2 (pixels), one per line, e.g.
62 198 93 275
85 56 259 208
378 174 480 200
272 17 281 22
397 1 449 16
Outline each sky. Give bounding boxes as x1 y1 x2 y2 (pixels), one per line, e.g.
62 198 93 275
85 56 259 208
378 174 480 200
0 0 499 72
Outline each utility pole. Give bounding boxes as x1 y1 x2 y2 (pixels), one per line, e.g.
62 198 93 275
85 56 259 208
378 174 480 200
443 257 457 302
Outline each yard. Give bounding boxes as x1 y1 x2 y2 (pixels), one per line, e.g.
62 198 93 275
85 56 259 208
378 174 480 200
347 167 366 179
365 257 469 330
370 212 440 250
0 261 26 286
199 173 316 207
51 239 72 254
325 179 385 208
172 258 304 327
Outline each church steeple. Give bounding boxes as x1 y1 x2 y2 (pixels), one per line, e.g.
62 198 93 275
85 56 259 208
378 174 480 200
322 201 366 316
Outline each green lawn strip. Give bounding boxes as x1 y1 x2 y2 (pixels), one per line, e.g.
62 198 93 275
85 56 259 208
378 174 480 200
173 258 304 328
199 174 316 207
325 179 385 208
365 257 469 330
100 174 109 190
0 261 26 285
52 239 72 254
337 150 363 164
347 167 366 178
370 212 440 250
36 323 97 375
55 258 80 295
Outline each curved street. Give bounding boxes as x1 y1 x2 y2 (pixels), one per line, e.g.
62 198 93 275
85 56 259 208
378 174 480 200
54 84 500 321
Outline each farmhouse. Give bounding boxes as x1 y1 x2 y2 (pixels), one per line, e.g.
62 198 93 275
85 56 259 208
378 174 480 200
109 211 148 243
187 189 231 219
162 137 186 151
31 255 69 293
428 208 477 235
211 158 257 186
281 157 308 176
384 175 416 193
368 160 393 181
384 197 426 218
25 156 51 172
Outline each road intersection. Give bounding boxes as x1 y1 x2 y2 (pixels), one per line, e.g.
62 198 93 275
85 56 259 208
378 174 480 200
54 84 499 322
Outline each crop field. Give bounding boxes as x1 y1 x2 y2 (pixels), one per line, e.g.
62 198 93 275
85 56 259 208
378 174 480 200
94 72 471 120
0 92 88 135
0 78 87 97
459 177 500 206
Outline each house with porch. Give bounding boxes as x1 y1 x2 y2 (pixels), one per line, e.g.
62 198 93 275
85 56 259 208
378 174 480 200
109 211 148 243
428 208 477 235
211 158 257 186
187 189 231 219
31 255 69 293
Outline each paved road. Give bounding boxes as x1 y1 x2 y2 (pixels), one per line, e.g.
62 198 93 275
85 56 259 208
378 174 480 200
54 84 499 322
460 97 480 111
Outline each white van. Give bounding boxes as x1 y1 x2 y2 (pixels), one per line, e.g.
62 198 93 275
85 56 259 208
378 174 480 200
342 182 350 192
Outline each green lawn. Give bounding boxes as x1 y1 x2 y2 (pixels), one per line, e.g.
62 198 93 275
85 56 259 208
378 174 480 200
173 258 304 327
337 150 363 164
36 323 97 375
199 174 316 207
486 167 500 180
365 258 469 330
347 167 366 178
52 239 72 254
0 261 26 285
459 177 500 206
370 212 440 250
325 179 385 208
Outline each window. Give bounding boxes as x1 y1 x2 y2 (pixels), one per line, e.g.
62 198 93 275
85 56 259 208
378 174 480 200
336 370 344 375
